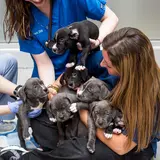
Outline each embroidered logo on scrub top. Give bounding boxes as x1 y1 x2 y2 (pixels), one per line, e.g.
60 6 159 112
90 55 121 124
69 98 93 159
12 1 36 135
34 29 44 35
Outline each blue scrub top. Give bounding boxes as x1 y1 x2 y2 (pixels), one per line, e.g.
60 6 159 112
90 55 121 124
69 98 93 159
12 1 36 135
18 0 106 79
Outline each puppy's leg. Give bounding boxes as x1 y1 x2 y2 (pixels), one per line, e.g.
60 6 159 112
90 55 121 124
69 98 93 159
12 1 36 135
57 122 65 146
66 50 78 68
17 117 27 149
18 105 30 140
104 123 114 139
70 102 89 113
87 113 96 153
45 101 57 123
77 45 90 68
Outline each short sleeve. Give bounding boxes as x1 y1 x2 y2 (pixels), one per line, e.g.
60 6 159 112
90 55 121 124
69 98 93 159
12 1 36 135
18 36 45 54
78 0 106 21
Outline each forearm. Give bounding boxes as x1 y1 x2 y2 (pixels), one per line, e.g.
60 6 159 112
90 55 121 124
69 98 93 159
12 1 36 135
96 128 136 155
0 105 12 115
98 6 119 42
0 76 17 96
79 110 136 155
37 63 55 87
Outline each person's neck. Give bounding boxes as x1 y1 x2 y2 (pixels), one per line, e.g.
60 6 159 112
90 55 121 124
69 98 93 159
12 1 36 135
37 0 50 17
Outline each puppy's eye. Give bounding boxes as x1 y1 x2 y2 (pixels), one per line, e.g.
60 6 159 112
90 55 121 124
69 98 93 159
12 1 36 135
59 38 64 41
87 87 93 93
94 111 99 114
34 85 37 89
72 73 77 77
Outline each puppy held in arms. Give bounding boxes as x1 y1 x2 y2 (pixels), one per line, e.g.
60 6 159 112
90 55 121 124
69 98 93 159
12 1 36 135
46 20 100 85
45 86 88 146
70 77 124 153
16 78 48 149
60 65 91 90
71 100 124 153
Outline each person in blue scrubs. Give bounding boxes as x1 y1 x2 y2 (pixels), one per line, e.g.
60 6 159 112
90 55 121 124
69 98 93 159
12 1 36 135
4 0 119 93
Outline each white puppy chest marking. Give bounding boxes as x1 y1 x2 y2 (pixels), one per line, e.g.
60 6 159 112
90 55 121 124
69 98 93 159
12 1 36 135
31 102 44 110
77 90 83 96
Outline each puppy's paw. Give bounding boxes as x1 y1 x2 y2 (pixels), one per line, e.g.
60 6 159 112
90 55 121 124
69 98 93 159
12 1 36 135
49 117 57 123
113 128 122 134
66 62 75 68
25 136 31 141
70 103 77 113
57 140 64 147
23 131 30 140
87 141 95 154
104 132 113 139
75 65 86 71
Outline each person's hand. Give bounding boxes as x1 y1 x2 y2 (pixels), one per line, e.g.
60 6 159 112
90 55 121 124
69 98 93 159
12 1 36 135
89 38 101 49
47 74 62 100
76 38 101 51
8 100 42 118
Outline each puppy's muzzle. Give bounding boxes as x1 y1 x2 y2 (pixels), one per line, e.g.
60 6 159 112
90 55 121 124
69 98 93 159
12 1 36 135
52 44 58 53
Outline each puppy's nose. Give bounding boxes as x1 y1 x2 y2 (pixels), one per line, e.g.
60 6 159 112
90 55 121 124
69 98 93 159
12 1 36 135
98 120 103 126
59 114 64 119
52 48 57 53
44 87 48 92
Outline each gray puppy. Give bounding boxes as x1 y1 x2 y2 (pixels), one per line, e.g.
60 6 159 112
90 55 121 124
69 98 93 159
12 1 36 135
17 78 48 149
70 77 123 153
70 100 124 153
76 77 110 103
46 87 87 146
90 100 124 138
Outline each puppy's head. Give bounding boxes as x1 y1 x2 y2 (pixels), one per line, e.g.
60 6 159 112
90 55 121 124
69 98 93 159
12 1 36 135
49 93 75 122
18 78 48 108
67 68 90 90
48 27 77 54
90 100 114 128
77 77 110 102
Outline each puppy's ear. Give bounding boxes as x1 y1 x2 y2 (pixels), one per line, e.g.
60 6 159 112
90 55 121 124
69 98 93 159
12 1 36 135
99 84 110 100
66 94 78 103
111 108 117 119
18 86 26 102
89 101 97 113
68 27 79 40
80 68 90 82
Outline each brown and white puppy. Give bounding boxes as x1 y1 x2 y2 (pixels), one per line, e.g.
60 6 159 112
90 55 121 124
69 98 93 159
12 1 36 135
17 78 48 149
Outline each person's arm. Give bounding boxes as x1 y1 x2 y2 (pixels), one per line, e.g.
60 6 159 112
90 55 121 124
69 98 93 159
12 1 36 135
32 51 55 87
90 5 119 48
0 105 12 115
98 5 119 43
0 75 17 96
80 110 137 155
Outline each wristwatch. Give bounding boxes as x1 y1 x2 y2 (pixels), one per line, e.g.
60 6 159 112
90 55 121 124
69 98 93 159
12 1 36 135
13 85 23 97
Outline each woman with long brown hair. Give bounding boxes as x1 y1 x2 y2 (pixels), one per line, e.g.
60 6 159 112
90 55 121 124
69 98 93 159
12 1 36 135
81 27 160 159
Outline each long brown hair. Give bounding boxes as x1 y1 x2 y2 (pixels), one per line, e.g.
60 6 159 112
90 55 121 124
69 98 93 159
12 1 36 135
102 27 160 151
3 0 32 42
